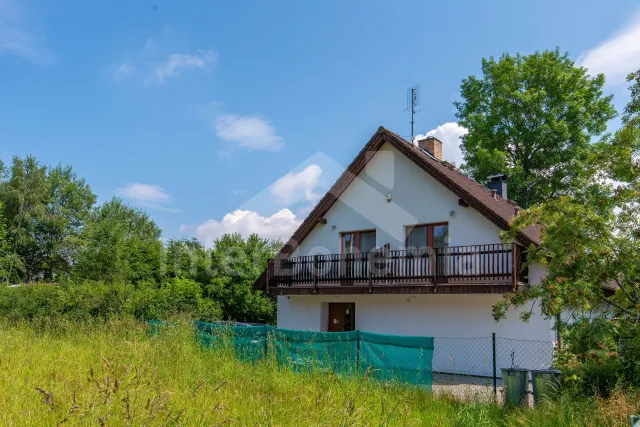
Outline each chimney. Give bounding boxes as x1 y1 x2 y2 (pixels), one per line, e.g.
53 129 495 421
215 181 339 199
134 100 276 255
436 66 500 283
487 174 507 199
417 136 443 161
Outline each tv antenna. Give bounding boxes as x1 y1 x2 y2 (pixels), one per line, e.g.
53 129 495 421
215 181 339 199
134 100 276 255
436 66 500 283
405 84 421 141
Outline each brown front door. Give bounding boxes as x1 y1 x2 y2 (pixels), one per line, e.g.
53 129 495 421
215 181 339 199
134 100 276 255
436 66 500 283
328 303 355 332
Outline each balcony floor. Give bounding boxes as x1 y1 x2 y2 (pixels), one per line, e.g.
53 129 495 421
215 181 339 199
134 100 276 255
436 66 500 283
269 281 515 296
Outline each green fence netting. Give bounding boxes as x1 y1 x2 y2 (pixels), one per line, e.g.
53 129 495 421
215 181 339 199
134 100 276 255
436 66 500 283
146 320 174 336
358 331 434 387
195 321 267 362
167 321 433 388
270 327 358 374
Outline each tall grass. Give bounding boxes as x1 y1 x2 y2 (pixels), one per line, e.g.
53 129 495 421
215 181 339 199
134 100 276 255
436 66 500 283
0 319 636 426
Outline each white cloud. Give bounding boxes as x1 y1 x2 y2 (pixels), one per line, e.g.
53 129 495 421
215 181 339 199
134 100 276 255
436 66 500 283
0 0 54 64
194 209 300 247
114 63 135 79
179 224 194 233
214 114 284 151
116 183 181 213
295 203 316 219
112 31 216 86
117 183 171 203
271 164 322 205
148 50 217 85
415 122 468 165
577 10 640 85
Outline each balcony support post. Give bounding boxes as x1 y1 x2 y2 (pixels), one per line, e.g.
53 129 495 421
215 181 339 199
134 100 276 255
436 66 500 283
433 247 439 292
266 258 272 294
313 255 319 293
512 244 518 290
368 251 373 293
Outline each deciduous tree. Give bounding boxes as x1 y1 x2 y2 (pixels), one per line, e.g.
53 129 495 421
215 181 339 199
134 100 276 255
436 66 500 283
0 156 95 281
74 198 163 284
207 233 281 323
455 49 616 207
495 69 640 330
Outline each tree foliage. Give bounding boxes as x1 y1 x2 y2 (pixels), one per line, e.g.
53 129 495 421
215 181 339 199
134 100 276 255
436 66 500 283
0 200 23 283
73 198 163 284
495 69 639 322
0 155 280 323
165 238 211 284
455 49 616 208
494 71 640 397
494 70 640 387
0 156 95 281
207 233 281 323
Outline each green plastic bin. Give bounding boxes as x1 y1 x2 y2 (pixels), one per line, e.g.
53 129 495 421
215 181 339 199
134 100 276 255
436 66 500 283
531 369 562 404
502 368 529 406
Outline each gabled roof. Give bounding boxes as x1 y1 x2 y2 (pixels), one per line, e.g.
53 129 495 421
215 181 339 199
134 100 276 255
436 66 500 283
254 127 541 290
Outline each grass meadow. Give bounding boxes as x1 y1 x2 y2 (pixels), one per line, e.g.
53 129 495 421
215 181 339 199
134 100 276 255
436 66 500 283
0 319 637 426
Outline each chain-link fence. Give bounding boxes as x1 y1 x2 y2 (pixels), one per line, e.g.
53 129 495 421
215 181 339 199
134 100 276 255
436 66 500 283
432 334 554 403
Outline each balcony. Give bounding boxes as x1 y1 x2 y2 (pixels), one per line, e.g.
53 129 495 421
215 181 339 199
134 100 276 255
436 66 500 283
266 243 522 295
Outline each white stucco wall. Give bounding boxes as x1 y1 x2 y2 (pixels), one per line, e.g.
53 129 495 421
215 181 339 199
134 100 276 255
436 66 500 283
294 142 504 256
277 293 553 341
277 292 554 376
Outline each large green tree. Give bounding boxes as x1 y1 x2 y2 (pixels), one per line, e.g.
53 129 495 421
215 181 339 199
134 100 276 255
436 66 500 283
165 237 211 285
455 49 616 208
495 70 640 354
73 198 163 284
207 233 281 323
0 200 23 283
0 156 95 281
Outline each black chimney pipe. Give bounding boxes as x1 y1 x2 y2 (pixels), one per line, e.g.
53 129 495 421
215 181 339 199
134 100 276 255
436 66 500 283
487 174 507 200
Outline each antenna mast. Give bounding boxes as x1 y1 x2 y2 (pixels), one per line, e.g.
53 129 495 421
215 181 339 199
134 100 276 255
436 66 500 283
405 84 421 141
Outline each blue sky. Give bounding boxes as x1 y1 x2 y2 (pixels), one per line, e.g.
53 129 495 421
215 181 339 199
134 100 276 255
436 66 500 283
1 0 639 245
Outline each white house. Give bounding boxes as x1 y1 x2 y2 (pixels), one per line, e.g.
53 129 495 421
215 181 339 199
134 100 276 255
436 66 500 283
255 127 556 374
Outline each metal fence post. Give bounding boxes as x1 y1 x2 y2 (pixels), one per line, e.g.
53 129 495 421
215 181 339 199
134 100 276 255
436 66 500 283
492 332 497 398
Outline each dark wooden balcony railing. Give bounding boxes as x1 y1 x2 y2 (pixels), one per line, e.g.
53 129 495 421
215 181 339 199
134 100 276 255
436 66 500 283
266 243 521 292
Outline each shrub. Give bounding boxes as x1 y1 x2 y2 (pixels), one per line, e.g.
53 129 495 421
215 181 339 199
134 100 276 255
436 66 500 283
556 318 623 397
0 279 222 323
561 358 621 398
618 328 640 388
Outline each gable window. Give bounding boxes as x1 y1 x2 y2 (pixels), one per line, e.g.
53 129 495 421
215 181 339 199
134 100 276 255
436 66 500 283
341 230 376 254
406 223 449 249
340 230 376 281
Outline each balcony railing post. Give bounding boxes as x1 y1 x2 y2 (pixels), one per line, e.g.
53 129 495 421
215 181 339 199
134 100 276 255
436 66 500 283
433 247 439 290
266 258 272 293
313 255 319 293
512 244 518 290
368 251 373 293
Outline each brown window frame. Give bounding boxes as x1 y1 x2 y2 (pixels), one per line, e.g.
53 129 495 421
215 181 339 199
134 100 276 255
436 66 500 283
405 222 448 248
340 229 377 254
